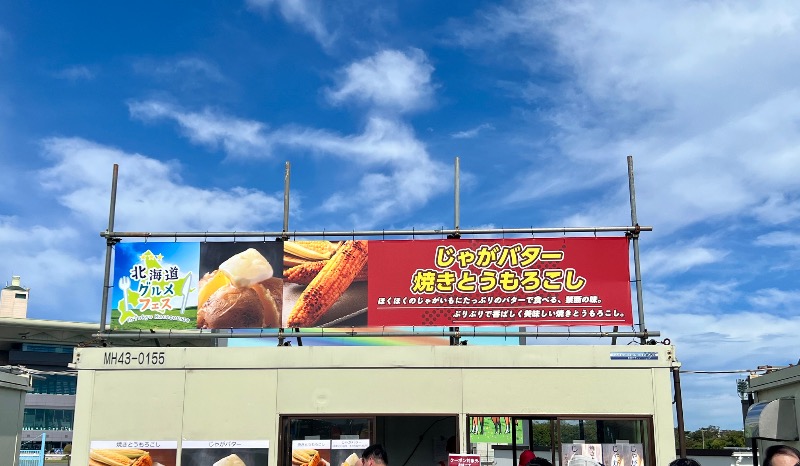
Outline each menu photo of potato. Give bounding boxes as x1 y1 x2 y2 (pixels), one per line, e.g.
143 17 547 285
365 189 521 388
180 440 270 466
198 243 284 329
282 240 368 328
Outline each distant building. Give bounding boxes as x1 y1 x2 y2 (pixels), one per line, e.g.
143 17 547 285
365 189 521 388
1 275 29 318
1 313 211 452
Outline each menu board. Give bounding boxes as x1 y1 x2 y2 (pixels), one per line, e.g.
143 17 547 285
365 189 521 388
602 443 644 466
291 440 332 466
330 439 369 466
562 443 602 465
181 440 270 466
88 440 178 466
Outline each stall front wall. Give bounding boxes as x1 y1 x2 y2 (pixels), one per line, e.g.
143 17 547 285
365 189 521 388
70 345 677 466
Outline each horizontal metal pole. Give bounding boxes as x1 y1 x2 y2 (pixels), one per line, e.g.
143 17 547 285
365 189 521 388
100 226 652 239
96 329 659 340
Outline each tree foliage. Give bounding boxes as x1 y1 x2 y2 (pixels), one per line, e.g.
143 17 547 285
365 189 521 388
675 425 745 449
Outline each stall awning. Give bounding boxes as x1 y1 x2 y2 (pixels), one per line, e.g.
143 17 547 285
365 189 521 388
745 397 799 441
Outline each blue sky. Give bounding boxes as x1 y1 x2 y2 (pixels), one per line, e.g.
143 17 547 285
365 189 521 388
2 1 800 431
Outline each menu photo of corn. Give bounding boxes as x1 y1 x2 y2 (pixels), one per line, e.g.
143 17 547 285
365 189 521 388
292 448 331 466
283 240 368 328
89 448 154 466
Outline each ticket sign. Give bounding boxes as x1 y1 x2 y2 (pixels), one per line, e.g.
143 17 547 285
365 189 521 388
110 237 632 330
449 454 481 466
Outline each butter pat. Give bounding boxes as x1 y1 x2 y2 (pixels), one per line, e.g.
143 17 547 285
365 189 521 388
219 248 274 288
213 454 246 466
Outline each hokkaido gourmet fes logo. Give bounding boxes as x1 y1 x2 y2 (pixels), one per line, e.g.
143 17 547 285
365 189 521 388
368 238 633 327
116 250 193 325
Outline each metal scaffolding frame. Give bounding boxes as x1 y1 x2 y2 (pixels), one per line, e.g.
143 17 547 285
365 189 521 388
96 157 655 343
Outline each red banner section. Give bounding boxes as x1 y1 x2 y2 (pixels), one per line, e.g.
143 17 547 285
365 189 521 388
367 238 632 327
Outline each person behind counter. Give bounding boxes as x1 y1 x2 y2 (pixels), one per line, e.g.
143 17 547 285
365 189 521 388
763 444 800 466
359 444 389 466
519 450 536 466
669 459 701 466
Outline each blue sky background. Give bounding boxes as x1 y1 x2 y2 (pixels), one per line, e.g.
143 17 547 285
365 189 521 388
2 1 800 430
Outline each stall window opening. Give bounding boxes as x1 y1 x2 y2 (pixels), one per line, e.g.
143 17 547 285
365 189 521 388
467 416 652 466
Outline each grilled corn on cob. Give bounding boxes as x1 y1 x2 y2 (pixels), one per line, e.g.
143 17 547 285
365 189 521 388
287 240 367 327
285 260 367 285
89 449 134 466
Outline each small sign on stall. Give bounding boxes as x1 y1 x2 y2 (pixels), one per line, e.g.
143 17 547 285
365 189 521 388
448 454 481 466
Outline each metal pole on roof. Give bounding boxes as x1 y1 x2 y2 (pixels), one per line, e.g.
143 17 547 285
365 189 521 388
450 157 461 345
628 156 648 344
100 225 651 239
673 366 687 458
99 164 119 333
96 329 659 340
283 161 290 240
454 156 460 235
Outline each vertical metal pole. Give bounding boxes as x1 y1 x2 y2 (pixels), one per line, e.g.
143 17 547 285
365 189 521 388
449 157 461 345
628 156 647 343
283 161 290 239
673 366 687 458
454 156 460 234
99 164 119 333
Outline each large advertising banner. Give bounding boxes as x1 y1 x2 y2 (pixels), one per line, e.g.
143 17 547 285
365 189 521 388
110 237 631 330
368 238 632 327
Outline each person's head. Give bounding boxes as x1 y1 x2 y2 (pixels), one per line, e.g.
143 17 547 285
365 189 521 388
519 450 536 466
669 459 701 466
763 444 800 466
528 458 553 466
361 444 389 466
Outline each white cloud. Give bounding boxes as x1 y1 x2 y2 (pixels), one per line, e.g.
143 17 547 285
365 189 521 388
756 231 800 248
267 117 450 226
326 49 435 114
54 65 96 81
748 288 800 311
38 137 284 232
451 123 494 139
640 243 727 278
246 0 333 48
127 99 449 227
129 101 270 157
0 216 102 320
455 2 800 234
